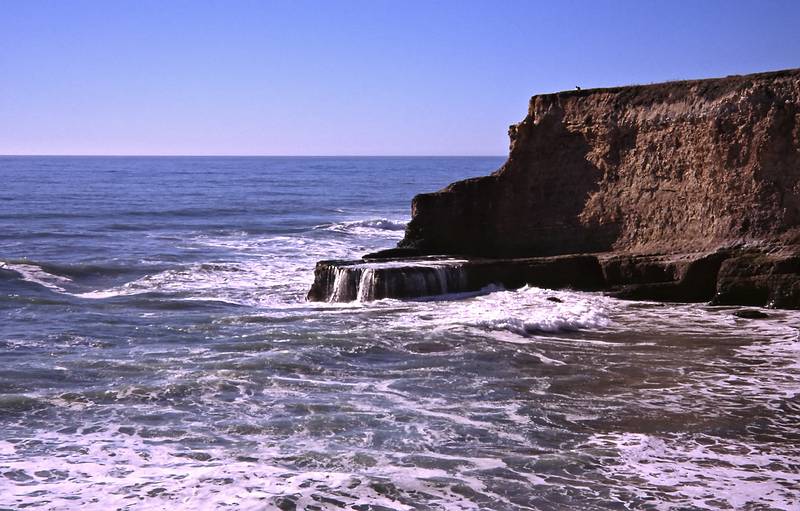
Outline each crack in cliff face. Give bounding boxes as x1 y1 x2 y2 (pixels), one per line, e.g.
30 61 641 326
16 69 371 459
401 69 800 258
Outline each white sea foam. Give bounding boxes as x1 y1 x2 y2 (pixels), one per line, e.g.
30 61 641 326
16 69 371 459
0 428 516 511
75 261 282 303
6 210 800 510
0 261 72 292
0 221 401 308
69 233 346 305
315 218 408 237
584 431 800 510
3 299 799 510
467 288 610 334
365 285 613 337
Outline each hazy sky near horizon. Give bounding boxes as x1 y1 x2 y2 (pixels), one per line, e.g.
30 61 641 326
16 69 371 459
1 0 799 156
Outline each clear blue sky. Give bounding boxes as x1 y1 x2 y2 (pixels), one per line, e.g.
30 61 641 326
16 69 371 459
1 0 798 156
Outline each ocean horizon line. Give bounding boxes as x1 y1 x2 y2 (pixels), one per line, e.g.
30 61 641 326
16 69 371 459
0 154 507 158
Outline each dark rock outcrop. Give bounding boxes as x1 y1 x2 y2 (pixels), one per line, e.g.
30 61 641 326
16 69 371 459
603 251 730 302
308 248 798 307
307 257 469 302
712 250 800 307
362 247 427 260
733 309 770 319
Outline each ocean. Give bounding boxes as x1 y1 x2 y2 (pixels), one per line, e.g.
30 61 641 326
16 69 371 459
0 156 798 510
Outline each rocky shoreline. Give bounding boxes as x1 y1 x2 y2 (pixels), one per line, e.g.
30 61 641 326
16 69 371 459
309 68 800 308
308 246 799 308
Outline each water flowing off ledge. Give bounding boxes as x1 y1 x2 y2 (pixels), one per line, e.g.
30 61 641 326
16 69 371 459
307 249 800 307
310 254 605 302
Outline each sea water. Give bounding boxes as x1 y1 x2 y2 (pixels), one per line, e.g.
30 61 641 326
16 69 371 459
0 156 798 510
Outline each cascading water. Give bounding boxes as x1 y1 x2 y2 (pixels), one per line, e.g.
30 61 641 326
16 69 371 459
328 266 361 302
324 261 472 302
441 263 467 294
433 266 448 294
356 268 376 302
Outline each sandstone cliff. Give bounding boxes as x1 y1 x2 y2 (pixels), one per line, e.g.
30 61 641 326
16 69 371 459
401 69 800 257
309 69 800 308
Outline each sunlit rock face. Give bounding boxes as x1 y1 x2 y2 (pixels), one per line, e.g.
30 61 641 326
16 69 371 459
401 69 800 258
371 69 799 308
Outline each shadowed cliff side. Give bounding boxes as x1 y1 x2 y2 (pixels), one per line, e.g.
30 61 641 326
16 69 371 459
400 69 800 257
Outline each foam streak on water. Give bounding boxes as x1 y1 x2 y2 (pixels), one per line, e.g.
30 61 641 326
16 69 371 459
1 157 798 510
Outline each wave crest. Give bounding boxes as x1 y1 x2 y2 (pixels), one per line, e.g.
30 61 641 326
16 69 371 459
0 261 72 292
315 218 407 235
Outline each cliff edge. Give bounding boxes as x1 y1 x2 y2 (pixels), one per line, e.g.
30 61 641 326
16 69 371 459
309 69 800 308
401 69 800 257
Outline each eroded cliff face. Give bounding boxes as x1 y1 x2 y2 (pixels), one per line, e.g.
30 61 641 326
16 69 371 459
309 69 800 308
401 69 800 257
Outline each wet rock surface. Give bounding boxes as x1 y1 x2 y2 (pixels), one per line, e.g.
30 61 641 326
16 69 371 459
307 255 605 302
309 247 800 308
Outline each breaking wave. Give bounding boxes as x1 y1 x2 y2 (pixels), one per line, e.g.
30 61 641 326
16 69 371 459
315 218 408 236
0 261 73 293
374 285 612 336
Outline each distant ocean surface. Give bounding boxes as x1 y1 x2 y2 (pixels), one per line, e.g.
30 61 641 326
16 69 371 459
1 156 798 510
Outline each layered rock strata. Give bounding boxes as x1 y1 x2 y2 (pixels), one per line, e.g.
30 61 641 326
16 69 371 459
309 69 800 308
401 69 800 258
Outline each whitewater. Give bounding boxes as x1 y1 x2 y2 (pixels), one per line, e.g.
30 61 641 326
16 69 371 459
0 156 798 510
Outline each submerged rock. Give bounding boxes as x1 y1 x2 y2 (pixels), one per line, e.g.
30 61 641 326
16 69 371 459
733 309 770 319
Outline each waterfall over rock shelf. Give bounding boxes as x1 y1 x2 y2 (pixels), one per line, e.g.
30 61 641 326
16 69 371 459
321 259 470 302
307 254 607 303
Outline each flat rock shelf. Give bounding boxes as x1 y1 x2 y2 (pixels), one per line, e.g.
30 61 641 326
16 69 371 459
308 249 800 307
